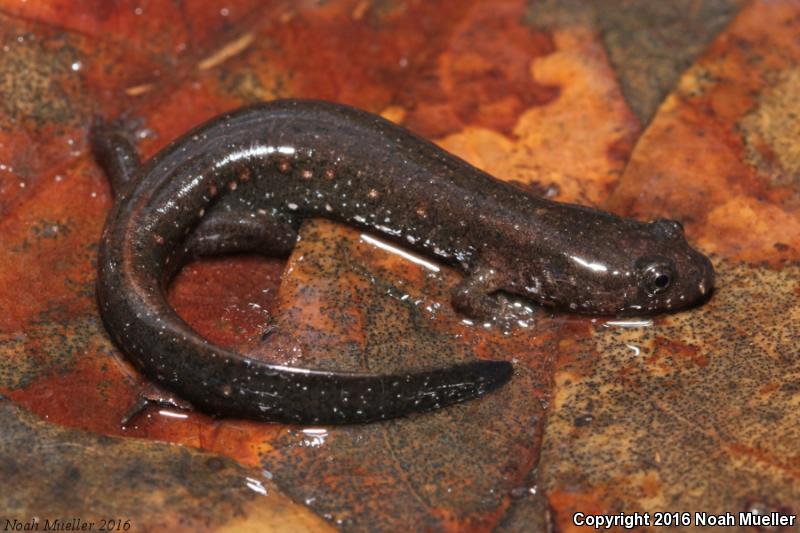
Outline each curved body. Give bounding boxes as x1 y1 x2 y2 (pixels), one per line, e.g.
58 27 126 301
95 100 713 424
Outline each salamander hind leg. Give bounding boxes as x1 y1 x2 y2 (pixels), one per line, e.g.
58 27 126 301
89 116 143 197
185 209 298 258
119 382 194 428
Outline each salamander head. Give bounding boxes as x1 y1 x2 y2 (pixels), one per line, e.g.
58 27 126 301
515 217 714 316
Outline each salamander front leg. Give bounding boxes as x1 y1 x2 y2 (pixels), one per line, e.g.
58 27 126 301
451 265 508 319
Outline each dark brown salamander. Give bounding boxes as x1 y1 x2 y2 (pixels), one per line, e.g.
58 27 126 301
92 99 714 424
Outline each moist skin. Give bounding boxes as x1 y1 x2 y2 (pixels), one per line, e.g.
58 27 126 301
92 100 714 424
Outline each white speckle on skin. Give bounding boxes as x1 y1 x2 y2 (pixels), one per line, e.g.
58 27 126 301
698 280 707 295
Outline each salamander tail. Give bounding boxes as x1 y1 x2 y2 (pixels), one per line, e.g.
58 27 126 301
213 359 515 424
346 359 514 423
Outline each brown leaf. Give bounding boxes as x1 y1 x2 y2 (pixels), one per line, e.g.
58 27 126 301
539 261 800 531
608 0 800 264
247 219 555 530
2 0 797 531
0 396 333 531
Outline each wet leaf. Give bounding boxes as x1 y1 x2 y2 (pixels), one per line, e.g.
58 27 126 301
250 219 555 530
0 1 797 532
539 261 800 531
545 1 800 531
0 396 332 531
591 0 746 124
608 0 800 264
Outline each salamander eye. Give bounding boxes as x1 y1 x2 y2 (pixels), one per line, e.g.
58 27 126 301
636 256 675 296
636 258 675 296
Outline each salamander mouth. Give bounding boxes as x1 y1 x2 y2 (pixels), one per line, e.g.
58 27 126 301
696 253 715 298
617 284 714 316
520 282 712 317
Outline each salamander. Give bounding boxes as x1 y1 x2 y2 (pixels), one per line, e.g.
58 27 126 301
92 99 714 424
